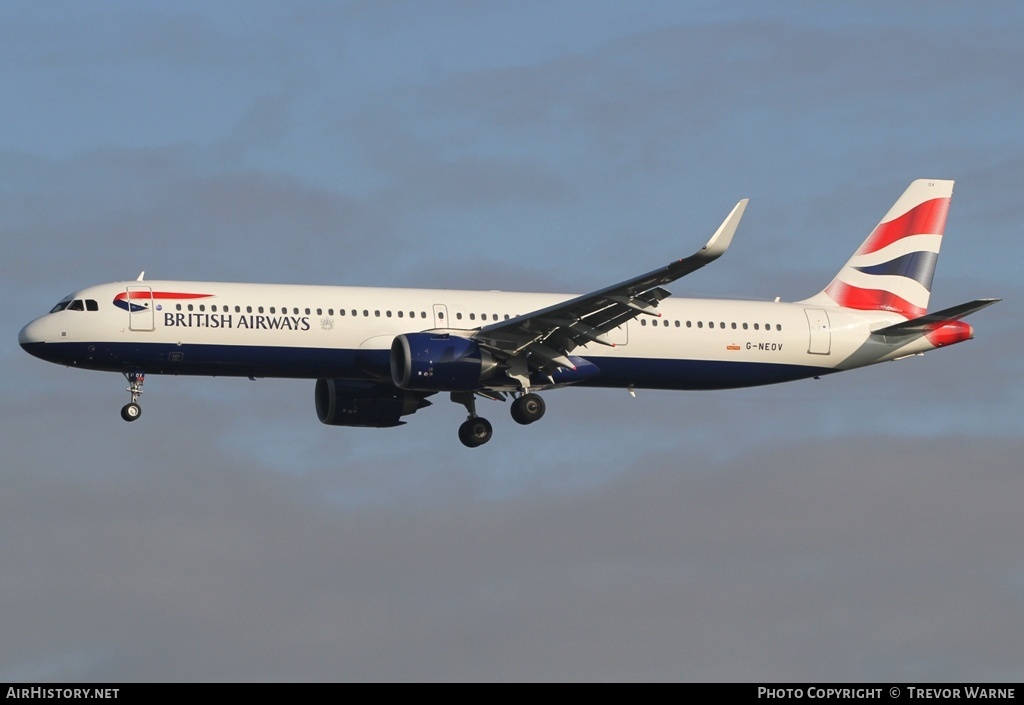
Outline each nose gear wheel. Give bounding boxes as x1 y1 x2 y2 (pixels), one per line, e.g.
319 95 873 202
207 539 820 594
121 371 145 422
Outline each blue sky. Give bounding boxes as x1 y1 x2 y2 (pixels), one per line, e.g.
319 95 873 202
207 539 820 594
2 1 1022 681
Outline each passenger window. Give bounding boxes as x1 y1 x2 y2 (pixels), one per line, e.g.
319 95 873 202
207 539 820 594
753 323 759 330
188 304 194 312
742 323 748 330
469 313 475 320
456 313 462 320
176 304 182 311
731 322 737 330
686 321 692 328
776 324 782 331
697 321 703 328
437 311 444 320
421 312 427 319
398 311 404 318
386 310 392 318
374 310 380 317
640 319 647 326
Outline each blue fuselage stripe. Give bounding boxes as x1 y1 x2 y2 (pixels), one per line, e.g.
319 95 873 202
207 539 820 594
21 340 827 390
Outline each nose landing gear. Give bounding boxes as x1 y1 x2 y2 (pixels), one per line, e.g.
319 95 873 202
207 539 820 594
121 371 145 422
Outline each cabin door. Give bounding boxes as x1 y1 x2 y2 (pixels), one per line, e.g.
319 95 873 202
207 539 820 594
126 286 155 331
805 308 831 355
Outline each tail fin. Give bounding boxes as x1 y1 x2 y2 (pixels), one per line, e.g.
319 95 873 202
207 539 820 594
800 179 953 318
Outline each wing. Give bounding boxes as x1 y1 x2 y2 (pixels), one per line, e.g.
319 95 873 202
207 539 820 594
473 199 748 374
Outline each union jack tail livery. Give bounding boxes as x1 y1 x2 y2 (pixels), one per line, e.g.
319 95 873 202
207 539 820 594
802 179 952 318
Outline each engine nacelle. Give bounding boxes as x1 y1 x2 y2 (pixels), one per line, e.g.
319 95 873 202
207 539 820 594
391 333 499 391
315 378 431 428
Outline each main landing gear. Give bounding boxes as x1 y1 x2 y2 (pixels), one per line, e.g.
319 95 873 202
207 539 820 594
120 371 145 422
452 391 546 448
511 393 546 425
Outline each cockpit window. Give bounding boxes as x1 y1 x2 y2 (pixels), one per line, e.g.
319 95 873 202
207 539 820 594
50 298 99 313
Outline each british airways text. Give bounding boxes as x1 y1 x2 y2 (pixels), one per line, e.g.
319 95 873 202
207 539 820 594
163 313 311 331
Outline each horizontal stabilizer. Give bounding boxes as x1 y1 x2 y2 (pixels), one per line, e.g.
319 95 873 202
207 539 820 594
871 298 1000 337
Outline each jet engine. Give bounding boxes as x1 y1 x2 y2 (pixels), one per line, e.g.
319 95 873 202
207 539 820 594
390 333 499 392
315 378 432 427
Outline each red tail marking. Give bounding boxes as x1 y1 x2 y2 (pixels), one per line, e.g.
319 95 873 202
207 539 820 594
824 280 925 318
858 197 949 255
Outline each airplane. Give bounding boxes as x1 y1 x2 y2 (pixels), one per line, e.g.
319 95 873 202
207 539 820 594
19 179 999 447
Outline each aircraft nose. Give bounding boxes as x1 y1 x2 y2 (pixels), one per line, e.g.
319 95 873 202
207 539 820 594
19 315 76 366
19 319 40 346
19 317 51 354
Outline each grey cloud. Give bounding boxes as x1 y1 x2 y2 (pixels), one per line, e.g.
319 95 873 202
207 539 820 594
2 416 1021 680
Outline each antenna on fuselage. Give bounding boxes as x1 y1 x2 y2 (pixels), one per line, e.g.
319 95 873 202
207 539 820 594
136 271 145 281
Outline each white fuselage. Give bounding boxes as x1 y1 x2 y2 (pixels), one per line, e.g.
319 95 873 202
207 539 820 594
17 180 991 445
20 279 933 391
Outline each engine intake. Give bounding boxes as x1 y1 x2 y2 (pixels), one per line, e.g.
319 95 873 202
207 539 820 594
391 333 499 391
